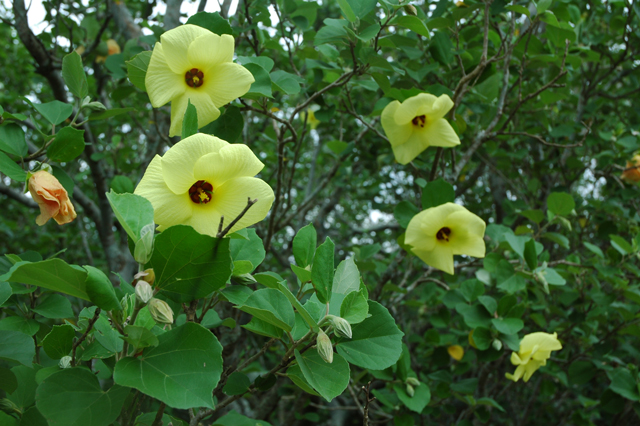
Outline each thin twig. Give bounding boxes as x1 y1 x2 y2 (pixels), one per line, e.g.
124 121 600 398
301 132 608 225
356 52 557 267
216 197 257 238
71 308 101 366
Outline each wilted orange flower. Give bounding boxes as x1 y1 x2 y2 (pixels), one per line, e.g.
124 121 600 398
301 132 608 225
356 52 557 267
28 171 77 226
621 154 640 183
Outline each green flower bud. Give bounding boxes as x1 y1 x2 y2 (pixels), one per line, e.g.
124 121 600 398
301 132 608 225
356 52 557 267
404 4 418 15
405 377 420 387
233 273 257 285
134 223 155 264
492 339 503 351
59 356 72 369
405 384 415 397
135 281 154 304
327 315 352 339
0 398 21 415
148 298 174 324
316 329 333 364
84 101 107 112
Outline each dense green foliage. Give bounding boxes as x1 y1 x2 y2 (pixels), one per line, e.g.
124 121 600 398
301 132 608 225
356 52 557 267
1 0 639 425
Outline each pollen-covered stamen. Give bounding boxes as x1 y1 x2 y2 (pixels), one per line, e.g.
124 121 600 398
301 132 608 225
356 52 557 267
412 115 427 128
185 68 205 88
188 180 214 204
436 227 451 242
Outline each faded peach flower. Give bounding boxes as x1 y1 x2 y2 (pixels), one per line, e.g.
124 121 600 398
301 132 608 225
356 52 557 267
621 154 640 183
28 171 77 226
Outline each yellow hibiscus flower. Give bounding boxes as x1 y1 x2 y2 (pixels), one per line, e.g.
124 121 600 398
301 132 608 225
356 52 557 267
506 332 562 383
134 134 274 236
146 24 255 137
405 202 485 275
381 93 460 164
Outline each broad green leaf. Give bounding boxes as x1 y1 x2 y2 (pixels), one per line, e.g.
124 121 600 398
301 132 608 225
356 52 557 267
186 11 232 35
238 288 295 332
429 31 454 65
421 178 454 209
51 165 74 196
42 325 75 359
200 106 244 143
583 242 604 258
32 294 74 319
345 0 377 18
336 301 403 369
291 264 312 283
337 0 356 22
455 303 492 328
0 330 35 366
244 63 273 98
0 281 12 305
110 175 134 194
47 127 85 162
543 267 566 286
332 258 361 295
0 259 89 300
394 16 431 38
213 411 274 426
394 382 431 413
610 235 633 255
0 366 18 394
114 322 222 409
33 101 73 125
340 291 368 324
491 318 524 335
84 266 120 311
271 70 302 95
7 365 37 411
222 372 251 396
150 226 232 302
181 100 198 139
126 51 151 91
229 228 265 272
293 223 317 267
607 368 640 401
470 327 492 350
477 295 497 315
0 317 40 335
36 368 129 426
542 232 570 249
276 282 319 332
519 209 544 224
286 363 320 396
105 191 155 243
547 192 575 216
0 150 27 181
0 123 28 157
537 0 552 14
62 51 88 99
524 238 538 270
121 325 159 352
394 201 420 228
89 107 136 121
311 237 335 304
93 314 123 353
242 317 283 339
295 349 350 402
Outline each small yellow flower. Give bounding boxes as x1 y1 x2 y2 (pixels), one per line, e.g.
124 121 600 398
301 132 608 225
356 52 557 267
506 332 562 383
381 93 460 164
405 203 485 275
134 134 274 237
145 24 255 137
303 108 321 130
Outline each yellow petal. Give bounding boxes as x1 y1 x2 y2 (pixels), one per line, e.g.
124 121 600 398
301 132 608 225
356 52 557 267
194 144 265 187
510 352 523 365
381 101 412 148
187 33 234 72
519 332 562 353
447 210 486 257
134 155 193 226
447 345 464 361
523 360 543 382
391 131 429 164
186 203 223 237
168 91 221 137
507 364 526 382
145 43 185 107
422 118 461 147
394 93 437 125
202 62 255 108
208 176 274 234
426 94 454 121
161 134 229 194
412 246 454 275
159 24 211 74
406 203 466 243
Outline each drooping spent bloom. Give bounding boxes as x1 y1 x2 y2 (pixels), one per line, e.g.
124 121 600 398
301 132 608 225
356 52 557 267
28 170 77 226
405 203 485 275
134 134 274 236
506 332 562 383
96 39 121 63
145 24 254 137
381 93 460 164
621 154 640 183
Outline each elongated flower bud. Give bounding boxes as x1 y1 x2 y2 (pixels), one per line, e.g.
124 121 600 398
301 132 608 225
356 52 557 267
327 315 352 339
135 281 154 304
59 356 72 369
406 384 415 397
316 329 333 364
406 377 420 387
148 298 174 324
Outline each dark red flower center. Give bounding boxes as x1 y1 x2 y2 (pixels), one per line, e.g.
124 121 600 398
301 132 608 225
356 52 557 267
189 180 213 204
412 115 427 128
185 68 204 88
436 227 451 242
